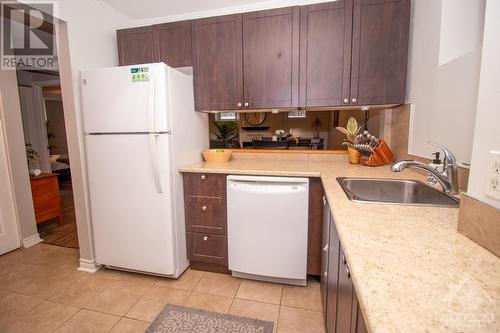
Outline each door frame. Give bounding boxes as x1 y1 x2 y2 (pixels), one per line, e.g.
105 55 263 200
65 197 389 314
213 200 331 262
0 91 22 254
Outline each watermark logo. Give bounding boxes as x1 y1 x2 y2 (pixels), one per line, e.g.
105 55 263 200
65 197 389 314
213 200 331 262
1 1 58 70
439 275 496 330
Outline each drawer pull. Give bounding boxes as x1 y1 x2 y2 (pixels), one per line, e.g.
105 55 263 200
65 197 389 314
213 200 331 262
202 205 207 211
203 236 208 241
200 175 206 180
345 265 350 278
342 254 346 264
322 244 328 253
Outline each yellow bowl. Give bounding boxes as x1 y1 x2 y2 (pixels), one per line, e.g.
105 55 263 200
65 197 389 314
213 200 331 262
202 149 232 163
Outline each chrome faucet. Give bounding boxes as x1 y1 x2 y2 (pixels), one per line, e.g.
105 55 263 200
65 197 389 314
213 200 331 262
391 142 459 195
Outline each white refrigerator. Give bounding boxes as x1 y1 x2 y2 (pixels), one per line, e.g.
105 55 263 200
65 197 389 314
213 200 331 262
81 63 208 277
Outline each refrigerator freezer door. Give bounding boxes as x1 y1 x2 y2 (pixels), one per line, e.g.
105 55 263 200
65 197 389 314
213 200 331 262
85 133 175 275
81 63 169 134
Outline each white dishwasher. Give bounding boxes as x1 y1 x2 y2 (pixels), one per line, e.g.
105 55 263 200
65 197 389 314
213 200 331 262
227 175 309 286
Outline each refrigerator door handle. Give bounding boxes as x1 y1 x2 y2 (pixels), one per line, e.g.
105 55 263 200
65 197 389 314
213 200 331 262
150 134 163 193
148 72 156 132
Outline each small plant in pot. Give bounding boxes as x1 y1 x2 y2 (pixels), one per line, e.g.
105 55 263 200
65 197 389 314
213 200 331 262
213 121 239 148
335 117 363 164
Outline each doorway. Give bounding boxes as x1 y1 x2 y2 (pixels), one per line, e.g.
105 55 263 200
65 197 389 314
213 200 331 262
17 69 78 249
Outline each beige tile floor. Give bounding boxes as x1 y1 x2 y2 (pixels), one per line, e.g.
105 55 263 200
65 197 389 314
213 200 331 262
0 244 325 333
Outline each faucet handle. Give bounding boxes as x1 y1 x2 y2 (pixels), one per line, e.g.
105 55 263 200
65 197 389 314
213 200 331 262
427 141 457 167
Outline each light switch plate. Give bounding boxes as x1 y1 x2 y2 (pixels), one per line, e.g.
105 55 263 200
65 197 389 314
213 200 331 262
486 151 500 201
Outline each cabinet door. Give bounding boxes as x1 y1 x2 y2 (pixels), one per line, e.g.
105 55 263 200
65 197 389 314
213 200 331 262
153 21 192 68
321 196 331 319
242 7 300 109
351 290 369 333
191 14 243 111
117 27 154 66
308 178 324 275
299 1 353 107
326 215 341 333
350 0 410 105
336 246 354 333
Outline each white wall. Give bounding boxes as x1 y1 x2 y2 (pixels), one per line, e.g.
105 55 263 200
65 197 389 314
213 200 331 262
467 0 500 209
406 0 485 166
54 0 132 261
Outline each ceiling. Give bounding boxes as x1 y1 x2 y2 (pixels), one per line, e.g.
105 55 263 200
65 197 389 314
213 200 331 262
101 0 275 20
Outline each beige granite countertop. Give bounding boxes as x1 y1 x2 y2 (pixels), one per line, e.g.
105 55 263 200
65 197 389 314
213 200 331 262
179 157 500 333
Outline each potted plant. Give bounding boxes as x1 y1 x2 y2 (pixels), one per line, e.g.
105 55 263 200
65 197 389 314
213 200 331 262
212 121 239 148
335 117 363 164
25 143 40 172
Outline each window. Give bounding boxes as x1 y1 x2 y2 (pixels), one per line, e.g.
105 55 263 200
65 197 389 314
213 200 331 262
215 112 238 121
287 110 306 119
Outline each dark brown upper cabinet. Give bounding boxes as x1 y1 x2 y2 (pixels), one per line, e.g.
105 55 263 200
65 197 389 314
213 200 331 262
350 0 410 105
153 21 192 68
299 1 353 107
191 14 244 111
243 7 300 109
300 0 410 107
118 0 410 109
117 26 154 66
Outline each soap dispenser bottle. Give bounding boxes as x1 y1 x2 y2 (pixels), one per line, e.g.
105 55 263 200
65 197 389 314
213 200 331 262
427 152 443 185
429 152 444 172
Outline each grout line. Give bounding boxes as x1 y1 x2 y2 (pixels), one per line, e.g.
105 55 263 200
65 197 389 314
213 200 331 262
52 306 82 331
182 269 206 305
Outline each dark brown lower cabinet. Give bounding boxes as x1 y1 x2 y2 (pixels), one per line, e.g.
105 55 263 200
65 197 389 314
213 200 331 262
336 246 354 332
327 219 341 333
187 232 228 266
351 290 369 333
323 200 367 333
321 196 331 319
308 178 325 275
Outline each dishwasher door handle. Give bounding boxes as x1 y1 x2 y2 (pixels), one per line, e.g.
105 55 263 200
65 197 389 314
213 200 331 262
227 175 309 185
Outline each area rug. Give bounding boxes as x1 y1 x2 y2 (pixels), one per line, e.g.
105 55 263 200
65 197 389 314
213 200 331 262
146 304 274 333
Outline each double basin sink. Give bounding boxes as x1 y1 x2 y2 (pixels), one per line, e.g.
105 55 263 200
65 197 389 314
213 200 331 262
337 177 459 208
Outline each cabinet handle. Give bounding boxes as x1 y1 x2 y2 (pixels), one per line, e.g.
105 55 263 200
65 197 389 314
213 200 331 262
322 195 326 207
345 265 350 278
342 254 346 264
244 102 249 107
237 102 242 107
203 236 208 241
351 97 357 103
200 175 206 180
324 271 328 278
343 98 349 104
322 244 329 253
202 205 207 211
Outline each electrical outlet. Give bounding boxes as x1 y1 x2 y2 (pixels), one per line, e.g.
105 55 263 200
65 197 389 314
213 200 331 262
486 151 500 201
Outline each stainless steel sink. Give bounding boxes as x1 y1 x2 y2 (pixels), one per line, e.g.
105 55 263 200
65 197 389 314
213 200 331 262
337 177 460 207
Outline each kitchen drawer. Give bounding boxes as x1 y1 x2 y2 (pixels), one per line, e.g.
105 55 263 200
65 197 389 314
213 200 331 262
187 232 227 265
185 203 227 235
183 173 226 204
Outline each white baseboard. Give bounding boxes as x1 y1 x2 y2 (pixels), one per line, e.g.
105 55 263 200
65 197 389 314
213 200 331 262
22 234 43 248
77 258 100 273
